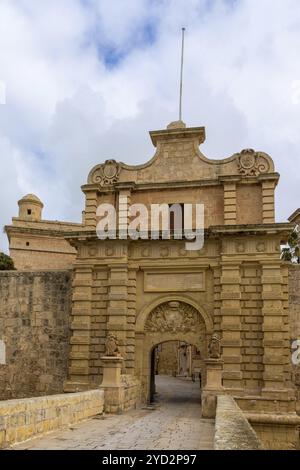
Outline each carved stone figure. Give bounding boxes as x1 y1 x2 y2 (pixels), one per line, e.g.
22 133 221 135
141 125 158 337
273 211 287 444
105 333 120 357
208 333 221 359
183 310 196 332
147 307 169 332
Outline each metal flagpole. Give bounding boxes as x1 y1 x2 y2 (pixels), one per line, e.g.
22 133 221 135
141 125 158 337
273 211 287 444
179 27 185 122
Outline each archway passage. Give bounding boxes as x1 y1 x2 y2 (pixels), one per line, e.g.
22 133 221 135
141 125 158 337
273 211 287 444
150 341 203 404
136 299 209 404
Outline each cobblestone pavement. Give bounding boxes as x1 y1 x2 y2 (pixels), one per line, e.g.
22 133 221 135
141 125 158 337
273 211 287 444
13 376 215 450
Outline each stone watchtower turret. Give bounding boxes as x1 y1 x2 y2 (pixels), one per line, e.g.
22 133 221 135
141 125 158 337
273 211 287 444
17 194 44 221
5 193 81 270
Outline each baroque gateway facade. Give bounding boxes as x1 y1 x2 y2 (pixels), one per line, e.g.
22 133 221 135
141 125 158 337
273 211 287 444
3 120 300 446
63 120 296 406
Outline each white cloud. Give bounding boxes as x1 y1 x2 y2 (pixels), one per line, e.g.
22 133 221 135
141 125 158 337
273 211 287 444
0 0 300 253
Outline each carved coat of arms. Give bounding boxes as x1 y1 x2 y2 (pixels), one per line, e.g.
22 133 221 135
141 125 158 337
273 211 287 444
145 301 199 333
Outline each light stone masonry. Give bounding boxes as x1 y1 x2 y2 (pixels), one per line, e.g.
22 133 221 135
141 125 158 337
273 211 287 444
214 395 263 450
0 389 104 448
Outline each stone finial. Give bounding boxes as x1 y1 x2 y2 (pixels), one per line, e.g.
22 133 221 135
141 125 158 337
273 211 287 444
208 333 221 359
105 333 120 357
167 120 186 129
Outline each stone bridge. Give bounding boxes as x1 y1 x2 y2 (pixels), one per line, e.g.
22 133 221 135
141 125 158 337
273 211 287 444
3 375 297 451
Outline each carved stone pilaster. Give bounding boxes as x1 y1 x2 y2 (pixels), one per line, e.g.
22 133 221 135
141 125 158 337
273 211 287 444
220 262 243 392
64 266 93 392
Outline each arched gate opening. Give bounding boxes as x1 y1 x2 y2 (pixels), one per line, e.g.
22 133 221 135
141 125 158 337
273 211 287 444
150 340 204 404
135 297 213 404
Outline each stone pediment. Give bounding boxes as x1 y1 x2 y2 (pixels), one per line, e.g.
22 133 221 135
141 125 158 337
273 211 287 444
87 121 275 187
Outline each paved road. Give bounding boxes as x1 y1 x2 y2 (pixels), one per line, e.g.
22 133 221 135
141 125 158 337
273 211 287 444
13 376 215 450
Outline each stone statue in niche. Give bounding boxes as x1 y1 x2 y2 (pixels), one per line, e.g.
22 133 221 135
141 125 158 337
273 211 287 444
105 333 120 357
208 333 221 359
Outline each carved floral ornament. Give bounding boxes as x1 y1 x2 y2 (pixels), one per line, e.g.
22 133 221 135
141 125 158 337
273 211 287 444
145 301 202 333
89 159 121 186
237 149 271 177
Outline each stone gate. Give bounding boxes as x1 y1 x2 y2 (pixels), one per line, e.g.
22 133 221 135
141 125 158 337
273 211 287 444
60 120 297 420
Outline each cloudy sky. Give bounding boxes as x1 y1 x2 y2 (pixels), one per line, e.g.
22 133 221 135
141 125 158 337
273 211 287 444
0 0 299 252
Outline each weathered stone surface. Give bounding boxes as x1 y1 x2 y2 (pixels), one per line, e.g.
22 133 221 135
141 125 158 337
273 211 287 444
289 265 300 394
214 395 263 450
0 271 72 399
246 412 300 450
4 194 79 270
2 121 300 449
12 376 214 450
0 389 104 448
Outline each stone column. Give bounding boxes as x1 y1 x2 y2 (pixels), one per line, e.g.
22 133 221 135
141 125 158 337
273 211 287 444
101 356 123 388
202 359 224 418
100 356 125 413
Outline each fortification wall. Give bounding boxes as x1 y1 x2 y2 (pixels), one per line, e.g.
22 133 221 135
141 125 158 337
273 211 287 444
0 271 72 399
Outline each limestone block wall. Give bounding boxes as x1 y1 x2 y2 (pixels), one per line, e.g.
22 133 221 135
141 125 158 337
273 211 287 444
157 341 178 375
102 375 141 414
9 235 77 270
289 265 300 389
121 374 141 411
0 389 104 448
0 271 72 399
247 412 300 450
289 265 300 340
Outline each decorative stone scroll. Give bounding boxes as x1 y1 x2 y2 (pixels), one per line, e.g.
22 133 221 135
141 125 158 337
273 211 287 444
88 159 121 186
237 149 270 177
145 301 200 333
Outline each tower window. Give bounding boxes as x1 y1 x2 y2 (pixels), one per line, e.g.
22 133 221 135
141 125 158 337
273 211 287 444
27 209 32 215
26 242 30 247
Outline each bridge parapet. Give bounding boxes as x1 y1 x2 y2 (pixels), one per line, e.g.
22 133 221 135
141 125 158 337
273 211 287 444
214 395 263 450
